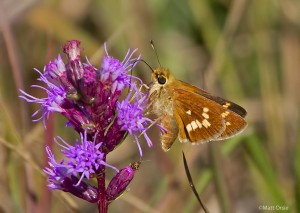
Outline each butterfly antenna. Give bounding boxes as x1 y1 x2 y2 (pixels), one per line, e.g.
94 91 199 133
182 152 209 213
132 59 155 73
150 40 162 67
127 59 153 96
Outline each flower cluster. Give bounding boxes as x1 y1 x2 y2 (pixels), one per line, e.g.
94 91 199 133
20 40 154 207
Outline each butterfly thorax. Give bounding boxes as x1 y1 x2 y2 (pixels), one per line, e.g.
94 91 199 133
148 67 181 151
148 68 175 117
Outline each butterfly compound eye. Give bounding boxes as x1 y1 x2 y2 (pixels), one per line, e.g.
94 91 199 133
158 76 166 85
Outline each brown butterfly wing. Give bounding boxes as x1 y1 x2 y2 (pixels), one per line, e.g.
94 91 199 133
172 89 226 144
216 110 247 140
172 88 246 144
199 91 247 140
194 91 247 140
178 80 247 118
201 93 247 118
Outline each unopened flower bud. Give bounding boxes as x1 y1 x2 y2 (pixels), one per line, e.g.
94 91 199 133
106 161 141 202
63 176 99 203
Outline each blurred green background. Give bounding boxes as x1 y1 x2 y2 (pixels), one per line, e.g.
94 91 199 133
1 0 299 212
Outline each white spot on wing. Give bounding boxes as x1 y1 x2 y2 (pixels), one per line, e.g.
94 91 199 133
222 103 231 108
196 120 202 128
221 111 230 118
186 124 192 132
186 110 191 115
202 112 209 119
191 121 198 130
202 119 211 128
203 107 209 112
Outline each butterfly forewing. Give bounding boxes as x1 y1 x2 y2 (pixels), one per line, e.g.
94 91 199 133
216 109 247 140
201 93 247 118
172 87 247 144
173 89 226 143
178 80 247 118
194 89 248 139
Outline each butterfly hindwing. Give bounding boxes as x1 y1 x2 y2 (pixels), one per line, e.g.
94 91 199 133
160 114 179 151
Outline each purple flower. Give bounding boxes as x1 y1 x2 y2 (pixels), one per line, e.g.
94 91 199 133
21 40 156 206
44 54 66 79
116 85 153 156
50 131 118 186
43 146 69 190
43 147 99 203
19 41 150 152
19 69 68 127
99 45 141 94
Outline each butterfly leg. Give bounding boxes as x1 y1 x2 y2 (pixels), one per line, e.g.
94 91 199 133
138 116 164 139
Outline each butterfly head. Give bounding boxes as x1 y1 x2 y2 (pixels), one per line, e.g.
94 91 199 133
151 67 174 86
